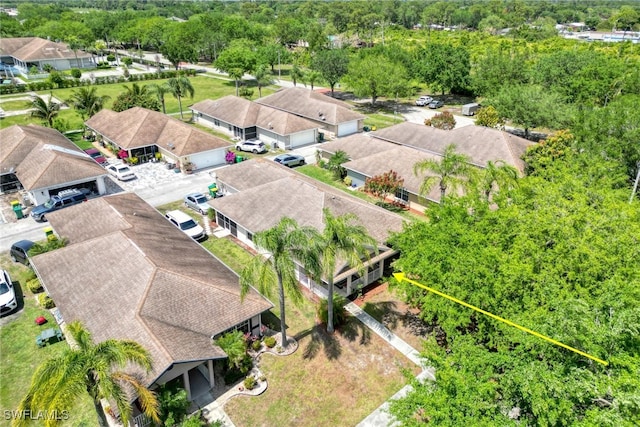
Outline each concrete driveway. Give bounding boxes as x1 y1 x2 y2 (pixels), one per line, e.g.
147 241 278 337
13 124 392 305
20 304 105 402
402 104 476 129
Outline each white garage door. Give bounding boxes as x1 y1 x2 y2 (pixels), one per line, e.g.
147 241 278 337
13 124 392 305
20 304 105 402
289 130 316 148
337 121 358 137
189 149 226 170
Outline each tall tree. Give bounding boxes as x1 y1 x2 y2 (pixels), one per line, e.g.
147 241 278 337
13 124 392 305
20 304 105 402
159 22 199 70
67 87 110 120
239 218 322 347
413 43 471 95
15 321 159 427
253 64 273 98
27 93 60 127
147 82 171 115
215 40 257 96
318 209 377 333
343 54 410 105
312 49 349 97
167 76 194 119
112 83 160 112
413 144 473 202
303 70 322 90
290 63 304 87
476 160 519 202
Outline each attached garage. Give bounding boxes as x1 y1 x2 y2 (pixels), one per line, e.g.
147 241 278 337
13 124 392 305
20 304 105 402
337 121 359 137
188 149 226 169
289 129 317 149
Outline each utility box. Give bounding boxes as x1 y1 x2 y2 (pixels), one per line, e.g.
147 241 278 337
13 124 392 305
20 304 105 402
462 103 480 116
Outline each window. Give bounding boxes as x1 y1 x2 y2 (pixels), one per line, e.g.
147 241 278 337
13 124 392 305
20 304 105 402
247 231 253 242
395 187 409 203
214 119 220 126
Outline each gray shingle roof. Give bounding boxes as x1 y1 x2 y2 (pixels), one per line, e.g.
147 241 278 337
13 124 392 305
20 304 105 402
85 107 232 155
256 87 365 125
31 193 272 385
191 96 319 135
0 125 105 190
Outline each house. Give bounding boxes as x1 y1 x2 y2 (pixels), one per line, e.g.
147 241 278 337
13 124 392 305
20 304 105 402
256 87 366 137
317 122 533 209
190 96 319 149
85 107 233 171
209 159 405 297
29 192 273 407
0 125 107 204
0 37 94 73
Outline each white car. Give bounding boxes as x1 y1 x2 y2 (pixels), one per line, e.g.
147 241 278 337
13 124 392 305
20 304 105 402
415 96 433 106
165 210 206 241
0 269 17 315
107 163 136 181
235 139 267 154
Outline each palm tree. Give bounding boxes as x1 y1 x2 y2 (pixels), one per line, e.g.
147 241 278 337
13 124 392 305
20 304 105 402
15 321 159 427
28 93 60 127
327 150 350 179
148 82 171 114
304 70 322 90
319 209 377 333
253 64 273 98
67 87 110 120
167 76 195 119
239 217 322 347
477 160 520 201
290 63 304 87
413 144 473 202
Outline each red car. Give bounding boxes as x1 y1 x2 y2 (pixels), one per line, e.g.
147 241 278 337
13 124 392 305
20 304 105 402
84 148 107 166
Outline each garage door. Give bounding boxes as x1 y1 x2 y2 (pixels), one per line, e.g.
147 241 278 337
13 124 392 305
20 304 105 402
337 121 358 137
189 149 226 170
289 130 316 149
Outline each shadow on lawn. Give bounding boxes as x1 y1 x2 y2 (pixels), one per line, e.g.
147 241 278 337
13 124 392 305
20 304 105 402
297 324 342 361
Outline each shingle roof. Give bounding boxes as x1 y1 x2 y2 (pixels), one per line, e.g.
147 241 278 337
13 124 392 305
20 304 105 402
210 159 404 244
85 107 232 155
0 37 92 61
31 193 273 385
372 122 533 172
256 87 365 125
318 133 397 160
191 96 319 135
0 125 105 190
213 160 295 192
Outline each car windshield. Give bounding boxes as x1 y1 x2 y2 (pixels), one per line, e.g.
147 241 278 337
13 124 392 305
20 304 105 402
194 196 207 204
180 220 198 230
43 199 55 208
0 282 9 295
118 166 131 172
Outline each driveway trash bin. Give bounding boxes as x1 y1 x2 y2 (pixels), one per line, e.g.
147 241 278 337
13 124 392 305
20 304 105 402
363 126 370 132
236 155 243 163
11 200 24 219
208 184 218 197
44 227 54 238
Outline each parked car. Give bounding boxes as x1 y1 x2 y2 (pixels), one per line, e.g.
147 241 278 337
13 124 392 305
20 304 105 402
428 100 445 109
415 96 433 106
84 148 107 166
236 139 267 154
30 189 89 222
107 163 136 181
165 210 206 241
0 269 17 315
184 193 210 215
10 240 34 265
273 153 306 168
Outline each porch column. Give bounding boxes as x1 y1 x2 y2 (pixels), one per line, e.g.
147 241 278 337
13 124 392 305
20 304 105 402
183 371 191 400
208 360 215 388
346 275 353 295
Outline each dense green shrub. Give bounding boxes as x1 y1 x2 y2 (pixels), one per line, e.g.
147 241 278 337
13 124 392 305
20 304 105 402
106 54 116 62
37 294 55 309
27 278 43 293
243 376 256 390
70 68 81 79
251 339 262 351
122 57 133 66
157 383 190 427
264 336 276 348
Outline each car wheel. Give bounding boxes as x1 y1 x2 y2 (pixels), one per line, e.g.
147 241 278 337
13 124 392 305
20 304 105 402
300 160 306 165
252 149 258 154
10 255 17 263
41 215 46 222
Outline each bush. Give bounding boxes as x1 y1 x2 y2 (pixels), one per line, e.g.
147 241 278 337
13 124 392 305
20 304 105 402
207 208 215 222
243 376 256 390
106 54 116 62
70 68 81 79
343 176 352 186
317 294 348 327
37 294 55 309
27 278 43 293
264 336 276 348
251 339 262 351
122 57 133 66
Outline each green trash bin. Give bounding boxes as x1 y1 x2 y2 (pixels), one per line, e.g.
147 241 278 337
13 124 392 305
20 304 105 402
12 202 24 219
363 126 370 132
236 155 244 163
208 184 218 197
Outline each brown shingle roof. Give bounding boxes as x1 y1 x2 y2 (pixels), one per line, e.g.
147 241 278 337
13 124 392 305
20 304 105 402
31 193 272 385
0 37 92 61
214 160 295 192
85 107 232 155
372 122 533 172
191 96 319 135
318 133 397 160
257 87 365 125
0 125 105 190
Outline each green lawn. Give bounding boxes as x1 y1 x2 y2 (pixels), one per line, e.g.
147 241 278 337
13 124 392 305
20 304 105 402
0 253 97 427
0 99 30 111
364 112 404 129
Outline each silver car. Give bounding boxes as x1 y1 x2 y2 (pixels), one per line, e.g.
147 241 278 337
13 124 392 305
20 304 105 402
274 154 306 167
184 192 210 215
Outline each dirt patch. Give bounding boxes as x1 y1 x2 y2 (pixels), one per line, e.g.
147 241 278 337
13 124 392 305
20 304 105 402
353 282 432 351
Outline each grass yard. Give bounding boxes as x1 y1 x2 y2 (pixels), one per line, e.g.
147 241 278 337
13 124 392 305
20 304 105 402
225 292 420 427
0 253 97 427
0 99 30 111
363 112 404 130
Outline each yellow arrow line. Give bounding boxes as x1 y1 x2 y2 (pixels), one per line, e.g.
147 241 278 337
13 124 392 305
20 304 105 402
393 273 608 366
